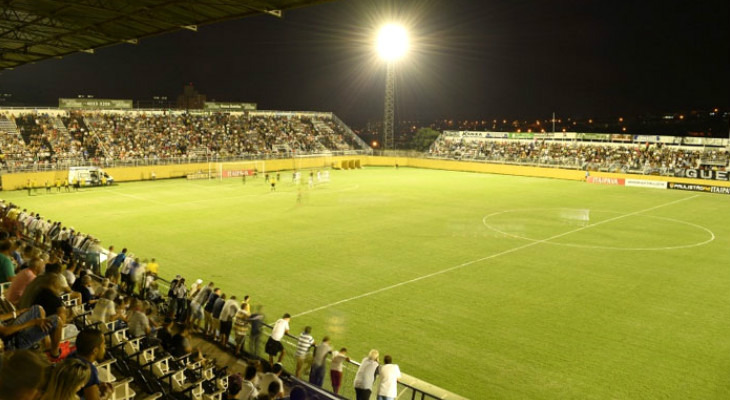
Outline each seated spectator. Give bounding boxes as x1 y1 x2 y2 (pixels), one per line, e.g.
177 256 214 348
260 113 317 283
68 328 113 400
74 275 96 305
266 381 283 400
40 357 91 400
0 304 61 357
18 272 67 325
128 301 158 348
0 350 49 400
285 386 307 400
226 372 243 400
239 365 259 400
258 362 284 399
156 317 174 352
0 239 16 283
90 289 118 324
5 256 44 305
169 322 194 358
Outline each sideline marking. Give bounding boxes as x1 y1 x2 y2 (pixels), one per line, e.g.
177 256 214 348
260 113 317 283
293 195 700 318
482 208 715 251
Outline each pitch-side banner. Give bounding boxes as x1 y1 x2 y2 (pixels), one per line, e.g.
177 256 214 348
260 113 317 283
586 176 625 185
625 179 667 189
668 182 730 195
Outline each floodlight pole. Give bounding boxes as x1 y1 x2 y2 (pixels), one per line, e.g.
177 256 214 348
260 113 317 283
383 61 395 151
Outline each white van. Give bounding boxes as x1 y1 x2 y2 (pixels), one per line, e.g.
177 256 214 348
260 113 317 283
68 166 114 186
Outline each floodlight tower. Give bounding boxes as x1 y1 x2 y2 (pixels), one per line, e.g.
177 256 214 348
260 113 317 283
377 24 409 151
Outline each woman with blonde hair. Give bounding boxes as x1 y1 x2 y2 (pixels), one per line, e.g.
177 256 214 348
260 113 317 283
354 349 380 400
41 358 91 400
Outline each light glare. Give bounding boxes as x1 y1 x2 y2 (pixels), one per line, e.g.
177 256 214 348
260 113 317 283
377 24 409 61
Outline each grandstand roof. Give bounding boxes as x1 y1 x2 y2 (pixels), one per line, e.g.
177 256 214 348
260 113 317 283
0 0 334 70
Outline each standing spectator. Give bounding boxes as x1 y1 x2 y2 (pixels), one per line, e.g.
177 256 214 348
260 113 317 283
354 350 380 400
68 328 114 400
146 257 159 276
40 358 91 400
265 313 290 365
248 305 265 357
105 247 126 283
233 298 251 356
211 293 227 340
309 336 332 387
219 295 239 347
294 326 315 378
204 287 221 336
376 355 401 400
171 277 188 322
185 279 203 323
330 347 350 395
189 281 213 330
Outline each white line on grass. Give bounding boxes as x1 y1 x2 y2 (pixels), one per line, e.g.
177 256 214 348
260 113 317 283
293 194 700 318
105 190 167 205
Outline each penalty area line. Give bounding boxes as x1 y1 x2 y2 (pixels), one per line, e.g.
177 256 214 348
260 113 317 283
293 194 700 318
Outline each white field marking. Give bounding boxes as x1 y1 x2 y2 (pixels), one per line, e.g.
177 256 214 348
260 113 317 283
97 190 167 205
293 194 700 318
482 208 716 251
161 184 361 207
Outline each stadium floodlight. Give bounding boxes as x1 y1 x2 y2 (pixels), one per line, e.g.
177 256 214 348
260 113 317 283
377 24 409 61
377 24 409 151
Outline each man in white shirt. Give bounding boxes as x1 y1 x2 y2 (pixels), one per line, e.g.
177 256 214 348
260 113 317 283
377 355 401 400
218 295 240 347
265 313 290 365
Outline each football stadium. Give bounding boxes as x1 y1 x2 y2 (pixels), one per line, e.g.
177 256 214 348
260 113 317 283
0 1 728 400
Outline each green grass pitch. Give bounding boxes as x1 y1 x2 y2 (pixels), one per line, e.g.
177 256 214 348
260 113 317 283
5 167 730 399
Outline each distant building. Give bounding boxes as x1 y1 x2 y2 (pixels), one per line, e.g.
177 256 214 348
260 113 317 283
176 83 206 109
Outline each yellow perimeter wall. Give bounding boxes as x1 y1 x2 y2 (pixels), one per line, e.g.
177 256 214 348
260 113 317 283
2 156 729 190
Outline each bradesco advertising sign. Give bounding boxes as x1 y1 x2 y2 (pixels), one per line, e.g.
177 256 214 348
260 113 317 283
204 102 257 111
59 98 133 109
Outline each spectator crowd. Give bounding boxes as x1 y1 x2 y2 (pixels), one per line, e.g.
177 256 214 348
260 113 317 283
0 111 363 172
429 136 729 174
0 199 403 400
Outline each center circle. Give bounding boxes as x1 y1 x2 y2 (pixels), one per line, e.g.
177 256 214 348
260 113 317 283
482 208 715 251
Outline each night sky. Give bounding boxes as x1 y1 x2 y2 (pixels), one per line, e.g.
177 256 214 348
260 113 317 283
1 0 728 125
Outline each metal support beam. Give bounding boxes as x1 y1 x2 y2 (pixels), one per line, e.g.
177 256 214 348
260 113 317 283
383 61 395 151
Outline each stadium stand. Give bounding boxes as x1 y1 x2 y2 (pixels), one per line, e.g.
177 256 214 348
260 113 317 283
0 199 450 400
0 110 370 172
429 132 729 175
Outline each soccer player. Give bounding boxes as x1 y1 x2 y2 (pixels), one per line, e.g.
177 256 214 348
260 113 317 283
270 178 276 192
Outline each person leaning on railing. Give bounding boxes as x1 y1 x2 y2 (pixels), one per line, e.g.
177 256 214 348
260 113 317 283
353 349 380 400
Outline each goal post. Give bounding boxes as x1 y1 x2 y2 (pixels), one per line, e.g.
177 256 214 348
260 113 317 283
216 160 266 180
